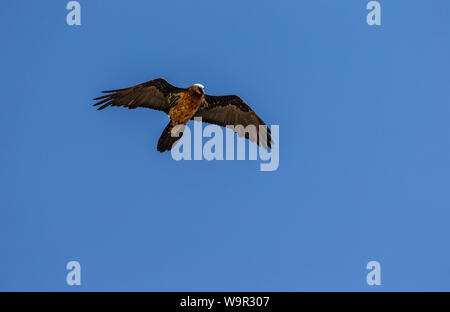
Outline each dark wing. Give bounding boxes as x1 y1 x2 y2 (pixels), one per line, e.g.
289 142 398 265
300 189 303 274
93 78 185 113
194 95 272 149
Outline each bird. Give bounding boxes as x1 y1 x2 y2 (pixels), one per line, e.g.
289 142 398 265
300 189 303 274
93 78 272 152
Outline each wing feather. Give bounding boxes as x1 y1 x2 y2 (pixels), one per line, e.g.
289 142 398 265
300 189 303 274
93 78 185 113
194 94 272 149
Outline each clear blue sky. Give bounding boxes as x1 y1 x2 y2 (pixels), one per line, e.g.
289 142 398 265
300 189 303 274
1 0 449 291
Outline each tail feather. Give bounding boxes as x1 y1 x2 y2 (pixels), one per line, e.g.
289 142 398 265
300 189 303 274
157 123 184 152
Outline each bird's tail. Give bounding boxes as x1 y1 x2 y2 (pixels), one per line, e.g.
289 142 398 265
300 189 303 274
157 122 184 153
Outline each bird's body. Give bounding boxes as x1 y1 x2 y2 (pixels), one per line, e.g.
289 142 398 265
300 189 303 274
159 84 204 152
93 78 271 152
169 85 204 125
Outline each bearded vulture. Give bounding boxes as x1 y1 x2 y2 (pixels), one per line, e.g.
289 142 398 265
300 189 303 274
93 78 272 152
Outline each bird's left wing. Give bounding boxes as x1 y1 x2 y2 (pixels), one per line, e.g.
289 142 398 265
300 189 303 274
194 95 273 149
93 78 185 113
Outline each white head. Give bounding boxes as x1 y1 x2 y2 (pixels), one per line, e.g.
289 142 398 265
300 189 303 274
191 83 205 96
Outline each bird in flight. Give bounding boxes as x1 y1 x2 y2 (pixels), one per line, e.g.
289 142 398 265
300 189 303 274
93 78 272 152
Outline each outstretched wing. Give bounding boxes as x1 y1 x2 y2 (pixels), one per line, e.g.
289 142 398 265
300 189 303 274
93 78 185 113
194 95 272 149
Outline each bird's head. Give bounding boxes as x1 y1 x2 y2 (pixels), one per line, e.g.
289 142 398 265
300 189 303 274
190 83 205 97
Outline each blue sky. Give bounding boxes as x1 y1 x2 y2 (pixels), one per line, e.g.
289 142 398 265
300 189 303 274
1 0 449 291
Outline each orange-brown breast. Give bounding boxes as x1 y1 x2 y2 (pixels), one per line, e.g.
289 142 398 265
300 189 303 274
169 90 203 125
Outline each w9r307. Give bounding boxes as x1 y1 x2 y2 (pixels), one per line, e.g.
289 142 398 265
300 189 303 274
222 296 270 307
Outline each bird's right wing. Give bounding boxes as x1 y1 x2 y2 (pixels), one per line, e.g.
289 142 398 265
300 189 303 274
194 94 273 149
93 78 186 113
